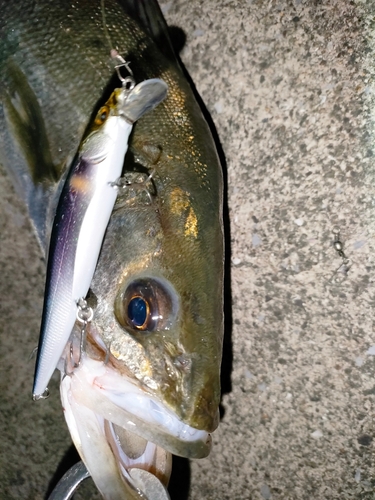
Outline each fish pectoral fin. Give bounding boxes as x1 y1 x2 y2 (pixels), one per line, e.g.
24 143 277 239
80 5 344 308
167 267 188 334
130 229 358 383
3 58 59 185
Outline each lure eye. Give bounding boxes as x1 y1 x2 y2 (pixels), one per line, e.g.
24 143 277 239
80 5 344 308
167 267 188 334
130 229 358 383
95 106 109 125
115 278 177 333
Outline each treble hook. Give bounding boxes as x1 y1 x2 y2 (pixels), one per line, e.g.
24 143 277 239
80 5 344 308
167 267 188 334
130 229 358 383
63 298 93 377
75 298 93 367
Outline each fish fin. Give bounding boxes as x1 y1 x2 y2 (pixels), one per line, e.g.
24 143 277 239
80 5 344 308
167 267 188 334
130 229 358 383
2 59 59 185
0 59 60 249
117 0 177 62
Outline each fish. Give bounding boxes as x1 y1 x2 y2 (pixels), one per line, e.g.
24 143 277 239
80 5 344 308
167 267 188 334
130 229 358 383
0 0 224 498
33 77 168 400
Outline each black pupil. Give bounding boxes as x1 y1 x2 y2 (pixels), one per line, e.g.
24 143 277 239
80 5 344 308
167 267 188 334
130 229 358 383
100 111 107 121
128 297 147 328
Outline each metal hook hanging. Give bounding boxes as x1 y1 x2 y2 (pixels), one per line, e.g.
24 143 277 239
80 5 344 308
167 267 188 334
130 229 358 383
110 49 136 90
63 298 93 376
74 298 93 367
109 169 156 205
100 0 135 89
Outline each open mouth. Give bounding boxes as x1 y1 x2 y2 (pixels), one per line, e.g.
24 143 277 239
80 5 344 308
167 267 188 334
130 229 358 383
62 353 211 458
60 348 211 498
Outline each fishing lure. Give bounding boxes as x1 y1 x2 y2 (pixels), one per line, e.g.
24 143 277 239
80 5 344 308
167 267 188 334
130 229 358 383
32 75 168 400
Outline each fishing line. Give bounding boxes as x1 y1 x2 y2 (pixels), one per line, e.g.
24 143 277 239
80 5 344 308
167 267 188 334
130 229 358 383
100 0 114 54
100 0 135 87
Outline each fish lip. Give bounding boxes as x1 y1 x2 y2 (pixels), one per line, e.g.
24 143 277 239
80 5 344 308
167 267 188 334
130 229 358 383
64 354 212 459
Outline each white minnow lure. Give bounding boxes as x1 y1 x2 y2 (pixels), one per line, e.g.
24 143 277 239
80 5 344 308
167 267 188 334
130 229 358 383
32 78 168 400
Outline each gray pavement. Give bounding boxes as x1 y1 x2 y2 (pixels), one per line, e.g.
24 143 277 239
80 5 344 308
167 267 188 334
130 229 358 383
1 0 375 499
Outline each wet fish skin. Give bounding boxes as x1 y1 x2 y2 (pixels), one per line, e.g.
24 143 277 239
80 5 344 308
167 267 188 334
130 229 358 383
0 0 224 483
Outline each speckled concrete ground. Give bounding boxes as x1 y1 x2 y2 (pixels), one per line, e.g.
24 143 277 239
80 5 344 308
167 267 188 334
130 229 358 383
1 0 375 499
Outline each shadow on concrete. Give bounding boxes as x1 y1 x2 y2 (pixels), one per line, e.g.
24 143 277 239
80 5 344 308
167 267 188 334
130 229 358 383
168 455 191 500
44 444 81 499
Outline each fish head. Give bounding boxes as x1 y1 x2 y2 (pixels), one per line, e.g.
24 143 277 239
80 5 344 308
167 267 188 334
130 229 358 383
82 66 224 458
85 194 223 457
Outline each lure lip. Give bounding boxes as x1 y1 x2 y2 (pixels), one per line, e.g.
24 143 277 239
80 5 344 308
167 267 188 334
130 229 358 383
117 78 168 124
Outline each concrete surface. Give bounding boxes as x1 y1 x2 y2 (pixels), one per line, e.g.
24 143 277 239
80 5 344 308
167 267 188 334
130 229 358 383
1 0 375 498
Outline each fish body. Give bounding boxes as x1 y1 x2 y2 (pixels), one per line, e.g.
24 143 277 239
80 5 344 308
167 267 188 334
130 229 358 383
0 0 224 497
33 79 168 399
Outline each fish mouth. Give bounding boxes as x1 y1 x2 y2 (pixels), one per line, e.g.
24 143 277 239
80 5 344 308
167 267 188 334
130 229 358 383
61 362 173 498
61 346 211 460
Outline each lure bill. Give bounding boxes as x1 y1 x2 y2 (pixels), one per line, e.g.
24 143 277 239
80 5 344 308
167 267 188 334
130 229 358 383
32 78 168 400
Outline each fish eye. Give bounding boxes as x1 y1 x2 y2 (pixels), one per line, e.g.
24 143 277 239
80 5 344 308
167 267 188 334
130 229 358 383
95 106 109 125
127 296 150 329
115 278 177 333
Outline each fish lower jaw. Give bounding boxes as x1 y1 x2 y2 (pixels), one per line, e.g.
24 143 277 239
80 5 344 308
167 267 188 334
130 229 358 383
61 355 212 459
61 373 171 499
